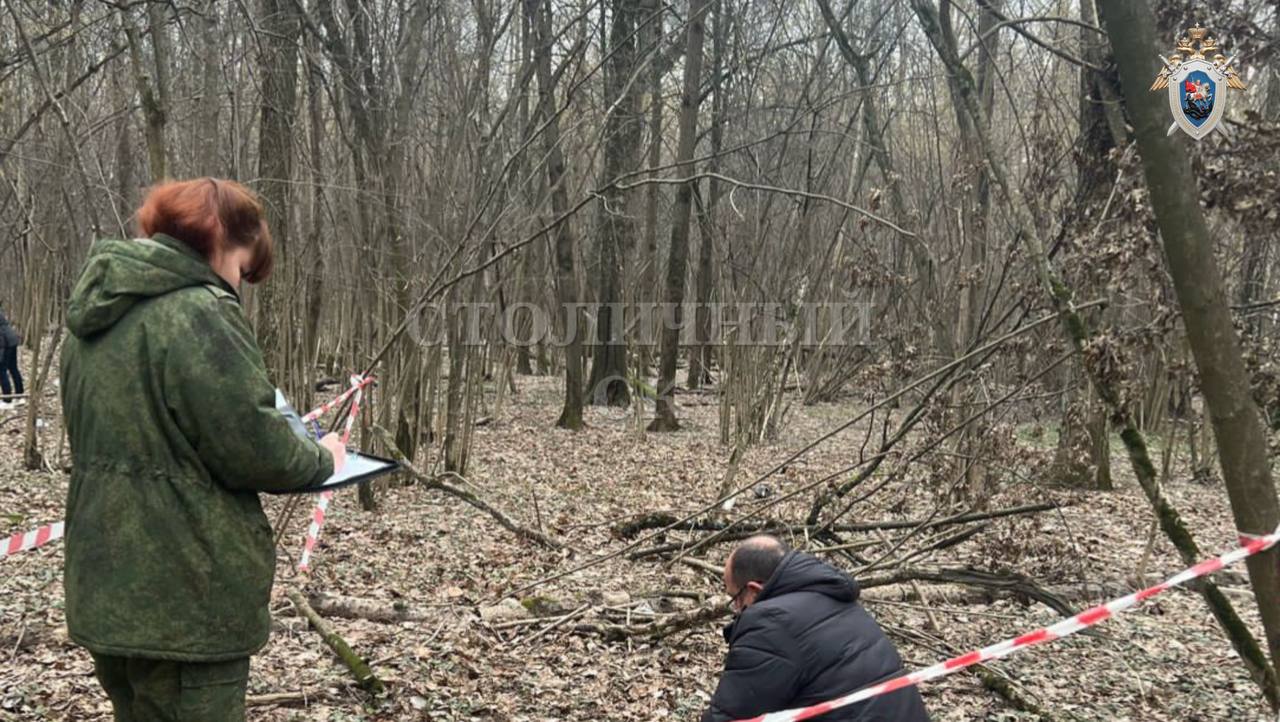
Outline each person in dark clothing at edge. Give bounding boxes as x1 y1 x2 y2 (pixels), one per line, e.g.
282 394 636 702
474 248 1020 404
60 178 348 721
0 302 23 407
702 535 931 722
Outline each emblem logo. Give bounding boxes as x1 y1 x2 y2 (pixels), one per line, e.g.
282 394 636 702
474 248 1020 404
1150 27 1246 141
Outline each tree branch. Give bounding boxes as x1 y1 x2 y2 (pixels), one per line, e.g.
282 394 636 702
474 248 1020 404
373 426 565 550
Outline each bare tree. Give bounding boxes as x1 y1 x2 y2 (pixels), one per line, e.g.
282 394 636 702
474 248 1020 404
255 0 302 378
1099 0 1280 688
649 0 709 432
587 0 643 407
529 0 586 429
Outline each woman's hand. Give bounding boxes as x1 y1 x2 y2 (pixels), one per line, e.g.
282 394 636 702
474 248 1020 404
319 433 347 474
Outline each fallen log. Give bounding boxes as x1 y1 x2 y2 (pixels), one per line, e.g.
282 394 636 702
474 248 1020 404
286 588 386 696
298 592 434 624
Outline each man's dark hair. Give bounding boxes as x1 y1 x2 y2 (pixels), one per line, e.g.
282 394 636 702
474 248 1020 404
729 536 790 587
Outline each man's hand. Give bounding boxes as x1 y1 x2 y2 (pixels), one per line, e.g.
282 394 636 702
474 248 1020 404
319 433 347 474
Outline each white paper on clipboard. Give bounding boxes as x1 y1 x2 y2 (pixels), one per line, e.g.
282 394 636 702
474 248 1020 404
312 451 398 489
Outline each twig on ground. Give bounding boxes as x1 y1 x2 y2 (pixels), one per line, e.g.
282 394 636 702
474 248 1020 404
515 604 591 646
246 690 329 708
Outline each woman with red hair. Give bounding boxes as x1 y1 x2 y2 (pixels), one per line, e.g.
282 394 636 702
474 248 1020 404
59 178 346 721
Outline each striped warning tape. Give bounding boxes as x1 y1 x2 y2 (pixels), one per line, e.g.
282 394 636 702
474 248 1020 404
303 375 375 423
297 374 366 573
2 521 64 558
737 524 1280 722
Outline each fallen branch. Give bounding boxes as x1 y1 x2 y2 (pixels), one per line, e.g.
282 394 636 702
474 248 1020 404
859 567 1077 617
374 426 564 550
677 557 723 578
629 528 787 559
246 690 331 708
300 592 434 624
514 604 590 646
631 518 991 562
615 502 1059 541
574 602 731 642
856 524 990 577
286 588 386 696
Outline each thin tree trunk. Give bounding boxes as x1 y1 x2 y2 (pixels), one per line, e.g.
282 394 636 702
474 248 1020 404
255 0 301 382
22 267 52 471
649 0 709 431
195 1 222 175
122 11 166 182
587 0 642 407
1099 0 1280 691
145 0 173 162
1053 0 1117 492
529 0 585 429
639 0 664 375
687 0 725 391
301 36 327 409
444 295 470 472
111 62 136 222
1270 3 1280 120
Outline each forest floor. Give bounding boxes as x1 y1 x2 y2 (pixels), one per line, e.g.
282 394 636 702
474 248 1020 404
1 364 1276 722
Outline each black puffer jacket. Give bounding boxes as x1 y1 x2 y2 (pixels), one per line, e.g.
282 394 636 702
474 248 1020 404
0 310 19 349
701 552 930 722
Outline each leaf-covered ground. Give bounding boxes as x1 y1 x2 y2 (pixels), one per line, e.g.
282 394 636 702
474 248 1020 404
1 370 1275 721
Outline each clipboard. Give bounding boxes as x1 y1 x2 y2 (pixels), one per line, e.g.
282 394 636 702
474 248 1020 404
267 389 400 495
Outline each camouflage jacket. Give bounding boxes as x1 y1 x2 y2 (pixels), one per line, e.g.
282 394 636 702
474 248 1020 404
60 234 333 661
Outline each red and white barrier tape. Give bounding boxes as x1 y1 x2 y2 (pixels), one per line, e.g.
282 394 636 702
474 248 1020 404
340 375 364 445
297 374 365 573
737 524 1280 722
296 492 333 573
2 521 64 558
302 375 375 424
3 375 370 562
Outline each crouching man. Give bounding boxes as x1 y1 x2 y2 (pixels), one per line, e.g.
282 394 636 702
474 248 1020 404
702 535 930 722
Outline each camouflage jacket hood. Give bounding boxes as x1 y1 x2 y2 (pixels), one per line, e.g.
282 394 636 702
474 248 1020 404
60 235 333 661
67 234 236 338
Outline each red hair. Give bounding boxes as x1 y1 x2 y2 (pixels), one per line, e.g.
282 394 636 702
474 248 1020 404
136 178 275 283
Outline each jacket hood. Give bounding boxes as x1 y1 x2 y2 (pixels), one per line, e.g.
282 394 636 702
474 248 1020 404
757 551 860 605
66 234 235 338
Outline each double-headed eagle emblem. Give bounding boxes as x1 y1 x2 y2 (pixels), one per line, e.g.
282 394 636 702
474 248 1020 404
1150 27 1245 140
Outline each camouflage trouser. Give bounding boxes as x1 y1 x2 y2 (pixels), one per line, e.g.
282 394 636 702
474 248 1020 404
90 653 249 722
